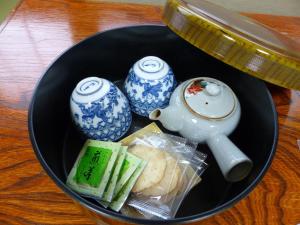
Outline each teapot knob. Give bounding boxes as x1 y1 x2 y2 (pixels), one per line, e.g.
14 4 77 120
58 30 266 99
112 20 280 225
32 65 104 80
205 83 221 96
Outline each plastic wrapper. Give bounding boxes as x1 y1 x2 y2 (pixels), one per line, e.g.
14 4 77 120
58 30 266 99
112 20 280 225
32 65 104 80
124 132 207 219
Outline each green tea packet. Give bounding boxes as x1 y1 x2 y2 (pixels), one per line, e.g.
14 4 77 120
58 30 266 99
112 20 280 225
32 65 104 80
109 160 147 212
98 200 110 208
101 146 127 202
67 139 121 199
113 152 142 198
98 150 142 208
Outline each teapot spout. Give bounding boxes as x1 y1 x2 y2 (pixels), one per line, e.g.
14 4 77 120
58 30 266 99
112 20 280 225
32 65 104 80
149 107 183 132
149 108 162 121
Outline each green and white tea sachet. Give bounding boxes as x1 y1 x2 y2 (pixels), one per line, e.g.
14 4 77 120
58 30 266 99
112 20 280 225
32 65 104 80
67 140 121 199
102 146 127 202
109 160 147 212
98 151 143 208
113 152 142 197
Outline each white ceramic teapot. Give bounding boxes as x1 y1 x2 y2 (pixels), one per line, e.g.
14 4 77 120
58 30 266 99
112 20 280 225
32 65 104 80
149 77 252 182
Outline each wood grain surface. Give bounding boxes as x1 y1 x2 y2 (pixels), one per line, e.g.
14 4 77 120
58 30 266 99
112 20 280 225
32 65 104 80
0 0 299 224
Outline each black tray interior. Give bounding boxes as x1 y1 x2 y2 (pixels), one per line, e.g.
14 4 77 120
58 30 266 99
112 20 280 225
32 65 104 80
30 25 277 222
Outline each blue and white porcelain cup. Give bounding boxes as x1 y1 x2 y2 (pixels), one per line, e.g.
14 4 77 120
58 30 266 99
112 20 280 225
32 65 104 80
124 56 177 117
70 77 132 141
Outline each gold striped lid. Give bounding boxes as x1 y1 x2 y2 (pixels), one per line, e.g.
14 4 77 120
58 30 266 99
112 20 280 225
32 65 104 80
162 0 300 90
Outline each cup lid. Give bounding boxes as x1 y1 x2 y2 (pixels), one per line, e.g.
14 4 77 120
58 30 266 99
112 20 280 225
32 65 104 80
183 78 235 119
163 0 300 90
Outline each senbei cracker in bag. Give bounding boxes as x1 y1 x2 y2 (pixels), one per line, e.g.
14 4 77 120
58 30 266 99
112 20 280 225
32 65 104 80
141 150 179 196
125 132 208 219
122 173 201 219
66 140 121 199
129 145 167 193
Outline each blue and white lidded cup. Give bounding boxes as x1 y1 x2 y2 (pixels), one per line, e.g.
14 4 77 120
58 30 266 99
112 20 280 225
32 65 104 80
124 56 177 117
70 77 132 141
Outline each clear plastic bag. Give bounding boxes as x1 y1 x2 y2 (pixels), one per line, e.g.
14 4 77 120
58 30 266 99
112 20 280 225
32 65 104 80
124 132 207 219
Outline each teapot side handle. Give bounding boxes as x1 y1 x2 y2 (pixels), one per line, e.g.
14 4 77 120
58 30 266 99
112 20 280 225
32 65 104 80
207 133 252 182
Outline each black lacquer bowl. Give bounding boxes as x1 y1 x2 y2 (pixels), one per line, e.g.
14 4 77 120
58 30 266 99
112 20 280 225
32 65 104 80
28 25 278 225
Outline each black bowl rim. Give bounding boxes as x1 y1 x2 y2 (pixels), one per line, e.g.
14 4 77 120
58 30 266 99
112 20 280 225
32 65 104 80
28 25 278 225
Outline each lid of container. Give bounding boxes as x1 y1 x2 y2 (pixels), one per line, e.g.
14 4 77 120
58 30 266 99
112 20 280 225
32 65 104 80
163 0 300 90
183 77 235 119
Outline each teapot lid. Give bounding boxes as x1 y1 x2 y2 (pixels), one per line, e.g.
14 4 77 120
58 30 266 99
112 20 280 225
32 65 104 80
163 0 300 90
183 78 235 119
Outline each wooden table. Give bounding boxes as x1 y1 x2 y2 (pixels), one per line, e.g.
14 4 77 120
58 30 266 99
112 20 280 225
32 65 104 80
0 0 299 224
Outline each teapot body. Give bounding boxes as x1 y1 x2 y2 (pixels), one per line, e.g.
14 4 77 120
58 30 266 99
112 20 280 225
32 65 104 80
166 80 241 143
150 77 252 182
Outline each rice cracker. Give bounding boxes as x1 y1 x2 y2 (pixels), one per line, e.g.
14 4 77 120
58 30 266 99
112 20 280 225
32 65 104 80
160 170 186 204
141 152 180 196
129 145 166 193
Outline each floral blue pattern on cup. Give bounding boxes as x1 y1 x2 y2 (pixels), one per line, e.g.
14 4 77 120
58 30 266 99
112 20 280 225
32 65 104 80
70 77 132 141
124 56 177 117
